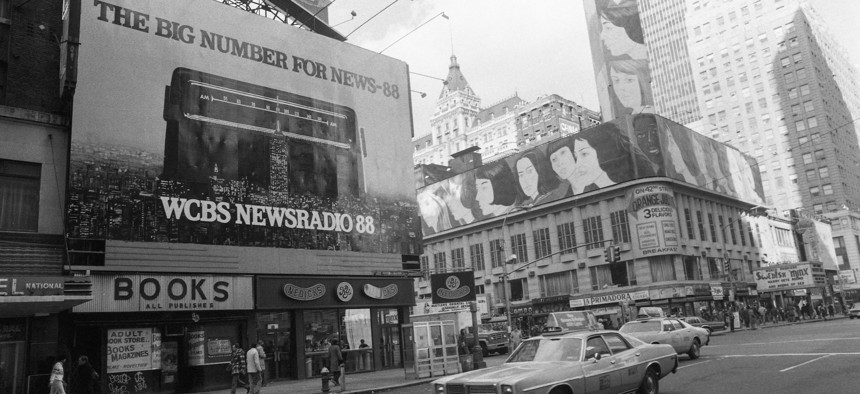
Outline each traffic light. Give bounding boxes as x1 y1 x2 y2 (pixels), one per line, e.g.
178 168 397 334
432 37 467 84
612 246 621 263
723 258 731 273
604 246 612 263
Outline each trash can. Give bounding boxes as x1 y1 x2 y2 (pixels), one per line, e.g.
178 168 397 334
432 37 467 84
459 354 473 372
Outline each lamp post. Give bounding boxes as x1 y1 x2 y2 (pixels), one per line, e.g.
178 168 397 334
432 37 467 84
501 253 517 335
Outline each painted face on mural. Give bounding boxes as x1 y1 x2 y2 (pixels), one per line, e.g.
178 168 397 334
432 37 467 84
573 138 602 185
475 178 495 215
445 179 473 223
516 157 540 200
600 17 645 58
417 190 442 229
550 146 576 181
611 66 642 110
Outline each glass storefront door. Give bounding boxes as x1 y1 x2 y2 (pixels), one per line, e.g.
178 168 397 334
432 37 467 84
256 312 295 380
379 325 401 368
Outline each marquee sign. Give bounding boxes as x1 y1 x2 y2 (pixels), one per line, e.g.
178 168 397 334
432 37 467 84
754 263 822 292
74 275 253 312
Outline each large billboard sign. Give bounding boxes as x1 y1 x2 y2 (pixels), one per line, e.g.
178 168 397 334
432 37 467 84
627 183 679 258
584 0 654 120
68 0 419 255
418 114 764 235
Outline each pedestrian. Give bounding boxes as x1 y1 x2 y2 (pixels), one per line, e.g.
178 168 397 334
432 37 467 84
246 341 262 394
255 340 267 387
49 355 67 394
828 304 835 317
510 327 522 350
358 339 369 349
328 339 344 386
229 343 247 394
69 355 98 394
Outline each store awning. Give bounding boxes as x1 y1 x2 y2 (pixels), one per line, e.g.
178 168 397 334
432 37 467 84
0 295 91 317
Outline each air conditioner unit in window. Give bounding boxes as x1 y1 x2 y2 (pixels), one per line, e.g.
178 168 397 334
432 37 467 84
528 271 536 278
578 262 586 269
484 279 492 285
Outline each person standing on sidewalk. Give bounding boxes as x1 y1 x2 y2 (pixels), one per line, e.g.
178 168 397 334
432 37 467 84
255 341 267 387
229 344 247 394
246 341 262 394
328 339 344 386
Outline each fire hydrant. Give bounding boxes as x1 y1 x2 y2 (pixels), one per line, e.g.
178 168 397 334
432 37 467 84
320 367 331 392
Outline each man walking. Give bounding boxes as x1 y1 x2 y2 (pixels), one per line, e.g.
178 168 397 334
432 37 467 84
328 339 344 386
230 344 247 394
246 341 262 394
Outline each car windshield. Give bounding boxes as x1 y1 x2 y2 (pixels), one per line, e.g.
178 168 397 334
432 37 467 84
619 321 661 333
507 338 583 362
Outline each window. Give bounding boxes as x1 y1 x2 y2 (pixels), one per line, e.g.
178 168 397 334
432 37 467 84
649 256 677 282
819 167 829 178
815 149 826 160
810 186 820 197
795 120 806 131
788 88 798 99
433 252 447 273
539 270 579 297
470 243 485 271
808 117 818 128
823 184 833 195
489 239 505 268
802 153 813 164
590 265 612 290
813 204 823 214
685 208 695 240
707 213 718 242
557 222 577 255
738 222 746 246
0 160 41 232
793 53 802 63
533 228 552 259
583 216 605 250
420 255 430 280
684 256 703 280
806 169 816 181
729 221 737 245
803 101 814 112
800 84 810 96
610 211 631 244
696 211 707 241
511 233 529 263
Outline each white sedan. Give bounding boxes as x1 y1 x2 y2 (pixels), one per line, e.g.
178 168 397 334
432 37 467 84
619 318 710 359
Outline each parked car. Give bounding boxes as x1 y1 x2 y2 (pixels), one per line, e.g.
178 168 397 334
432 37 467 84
432 329 678 394
619 318 710 359
464 324 509 356
848 306 860 319
680 316 726 333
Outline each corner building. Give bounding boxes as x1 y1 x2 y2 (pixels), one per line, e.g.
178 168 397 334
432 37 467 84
416 114 784 331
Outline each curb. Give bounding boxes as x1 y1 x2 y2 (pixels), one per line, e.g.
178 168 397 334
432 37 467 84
342 378 435 394
712 315 847 335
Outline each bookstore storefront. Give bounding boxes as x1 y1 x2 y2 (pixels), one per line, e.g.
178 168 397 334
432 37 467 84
71 274 254 394
255 276 414 380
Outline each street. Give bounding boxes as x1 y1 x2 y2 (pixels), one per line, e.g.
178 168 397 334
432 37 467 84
381 319 860 393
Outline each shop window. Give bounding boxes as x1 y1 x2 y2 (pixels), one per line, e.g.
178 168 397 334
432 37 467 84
0 159 41 231
649 256 677 282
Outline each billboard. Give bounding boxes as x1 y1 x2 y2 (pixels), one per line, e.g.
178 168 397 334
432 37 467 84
627 183 679 258
68 0 419 255
430 271 477 304
584 0 654 120
417 114 764 235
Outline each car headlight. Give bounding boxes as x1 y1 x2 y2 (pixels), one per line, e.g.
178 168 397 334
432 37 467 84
434 384 446 394
501 384 514 394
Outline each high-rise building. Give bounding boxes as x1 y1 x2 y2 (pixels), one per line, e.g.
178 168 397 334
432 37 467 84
413 56 600 166
585 0 860 214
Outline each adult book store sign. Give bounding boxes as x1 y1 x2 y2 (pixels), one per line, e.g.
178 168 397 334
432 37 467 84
107 328 161 373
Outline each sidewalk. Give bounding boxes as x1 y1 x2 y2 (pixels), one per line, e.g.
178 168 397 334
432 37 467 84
711 314 848 336
199 368 435 394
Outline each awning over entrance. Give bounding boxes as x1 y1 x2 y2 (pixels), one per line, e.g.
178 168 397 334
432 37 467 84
0 295 91 317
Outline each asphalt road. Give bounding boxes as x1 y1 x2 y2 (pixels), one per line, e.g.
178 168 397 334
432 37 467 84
380 318 860 394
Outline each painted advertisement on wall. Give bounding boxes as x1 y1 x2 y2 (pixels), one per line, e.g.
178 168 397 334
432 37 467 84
627 183 678 258
796 218 839 271
68 0 419 255
417 114 764 235
584 0 654 120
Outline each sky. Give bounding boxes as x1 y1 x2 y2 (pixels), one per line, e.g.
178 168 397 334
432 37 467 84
323 0 860 139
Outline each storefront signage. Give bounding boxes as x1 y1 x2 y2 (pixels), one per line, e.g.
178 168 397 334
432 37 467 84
578 290 649 307
107 328 161 373
0 322 25 341
74 275 253 312
257 276 414 309
363 283 398 300
0 277 64 296
283 283 326 301
187 331 205 366
710 284 724 300
754 263 817 292
626 184 679 259
430 272 476 304
336 282 354 302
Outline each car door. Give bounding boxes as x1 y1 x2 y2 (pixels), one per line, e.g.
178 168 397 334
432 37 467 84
602 333 642 392
671 319 692 352
659 320 680 353
582 336 622 394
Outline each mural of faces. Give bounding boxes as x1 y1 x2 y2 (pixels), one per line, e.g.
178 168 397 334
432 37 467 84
597 0 647 61
611 65 642 108
549 146 576 181
516 156 541 201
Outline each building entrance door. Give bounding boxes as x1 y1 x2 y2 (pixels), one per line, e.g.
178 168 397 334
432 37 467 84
379 325 401 369
256 312 295 380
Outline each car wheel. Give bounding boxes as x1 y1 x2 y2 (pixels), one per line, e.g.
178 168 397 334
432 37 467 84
637 367 659 394
688 339 700 360
548 387 571 394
